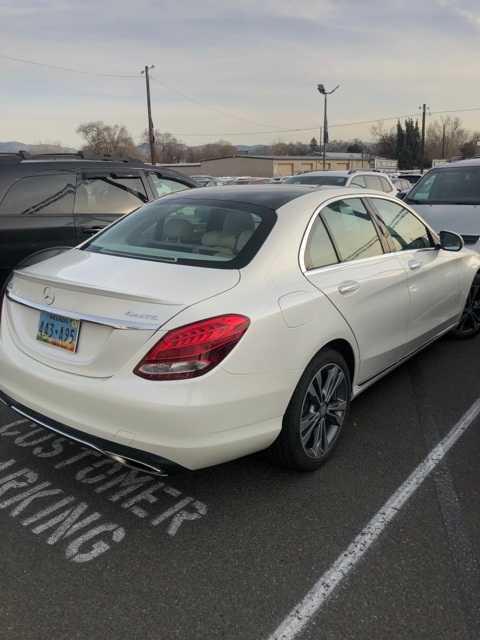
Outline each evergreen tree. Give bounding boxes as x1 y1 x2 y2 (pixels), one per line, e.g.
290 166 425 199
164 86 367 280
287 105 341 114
396 121 406 168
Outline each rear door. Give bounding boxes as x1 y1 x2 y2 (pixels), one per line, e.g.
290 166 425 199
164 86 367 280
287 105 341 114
0 172 77 285
74 171 148 241
302 196 411 383
368 196 463 351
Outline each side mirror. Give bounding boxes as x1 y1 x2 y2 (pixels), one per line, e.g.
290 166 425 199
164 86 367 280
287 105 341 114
439 230 464 252
396 191 406 200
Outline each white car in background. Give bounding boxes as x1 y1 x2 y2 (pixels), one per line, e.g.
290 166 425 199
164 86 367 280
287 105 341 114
1 186 479 475
286 169 398 196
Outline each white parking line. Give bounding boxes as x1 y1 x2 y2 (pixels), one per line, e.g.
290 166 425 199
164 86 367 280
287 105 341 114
267 398 480 640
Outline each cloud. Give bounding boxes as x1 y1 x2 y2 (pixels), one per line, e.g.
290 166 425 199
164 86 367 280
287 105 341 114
1 0 480 146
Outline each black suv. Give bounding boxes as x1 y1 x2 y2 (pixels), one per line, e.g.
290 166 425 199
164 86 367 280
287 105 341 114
0 152 196 286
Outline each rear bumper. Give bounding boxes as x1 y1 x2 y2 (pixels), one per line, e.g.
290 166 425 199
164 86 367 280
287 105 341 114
0 321 291 470
0 388 185 476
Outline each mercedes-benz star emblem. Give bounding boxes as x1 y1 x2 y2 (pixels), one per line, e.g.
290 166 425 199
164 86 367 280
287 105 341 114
43 287 55 306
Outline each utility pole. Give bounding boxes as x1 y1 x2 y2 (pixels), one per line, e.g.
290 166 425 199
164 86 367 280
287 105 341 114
420 103 428 174
441 120 446 159
317 84 340 170
141 65 156 164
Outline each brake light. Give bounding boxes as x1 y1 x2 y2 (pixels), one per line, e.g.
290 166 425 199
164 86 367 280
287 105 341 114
134 314 250 380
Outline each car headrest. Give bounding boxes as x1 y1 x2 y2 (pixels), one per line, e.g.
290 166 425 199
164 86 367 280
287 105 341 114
163 218 194 243
223 212 254 235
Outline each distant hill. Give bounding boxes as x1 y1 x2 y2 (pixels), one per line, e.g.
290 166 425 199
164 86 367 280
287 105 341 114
0 141 78 154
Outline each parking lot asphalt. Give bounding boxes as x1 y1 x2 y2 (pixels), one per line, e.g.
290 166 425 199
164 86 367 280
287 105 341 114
0 335 479 640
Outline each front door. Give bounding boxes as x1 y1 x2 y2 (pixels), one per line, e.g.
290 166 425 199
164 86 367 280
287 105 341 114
303 197 411 383
368 197 463 351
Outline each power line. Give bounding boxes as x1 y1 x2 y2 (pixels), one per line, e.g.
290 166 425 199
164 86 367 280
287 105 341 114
2 52 480 138
0 52 139 78
171 107 480 138
171 113 421 137
0 51 281 130
148 76 276 129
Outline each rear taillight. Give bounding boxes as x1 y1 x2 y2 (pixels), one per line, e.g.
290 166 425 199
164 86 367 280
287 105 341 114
134 314 250 381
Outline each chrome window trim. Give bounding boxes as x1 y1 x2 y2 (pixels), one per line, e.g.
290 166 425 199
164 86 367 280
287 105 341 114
6 290 160 331
299 192 440 274
299 192 387 273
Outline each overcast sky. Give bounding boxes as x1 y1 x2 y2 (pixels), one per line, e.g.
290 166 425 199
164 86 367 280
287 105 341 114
1 0 480 147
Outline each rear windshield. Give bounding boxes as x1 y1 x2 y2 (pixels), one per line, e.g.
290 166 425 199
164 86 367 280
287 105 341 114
407 167 480 204
83 197 276 269
285 175 347 186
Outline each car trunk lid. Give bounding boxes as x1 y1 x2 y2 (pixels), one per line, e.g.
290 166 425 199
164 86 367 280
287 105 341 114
5 249 240 378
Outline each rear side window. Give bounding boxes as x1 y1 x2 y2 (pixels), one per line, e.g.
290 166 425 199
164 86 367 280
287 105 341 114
0 174 75 215
369 199 433 251
149 174 190 198
379 176 392 192
304 216 338 270
84 197 276 269
75 174 147 215
364 175 383 190
321 198 383 262
350 175 366 187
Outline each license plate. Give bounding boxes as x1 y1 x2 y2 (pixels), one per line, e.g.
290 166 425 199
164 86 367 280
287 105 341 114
36 311 81 353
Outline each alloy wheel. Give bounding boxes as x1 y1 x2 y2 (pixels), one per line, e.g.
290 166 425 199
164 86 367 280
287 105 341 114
299 363 348 459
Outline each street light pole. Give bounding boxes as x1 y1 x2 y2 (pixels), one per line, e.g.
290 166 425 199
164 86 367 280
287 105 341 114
317 84 340 171
322 93 327 170
141 65 156 165
419 103 429 174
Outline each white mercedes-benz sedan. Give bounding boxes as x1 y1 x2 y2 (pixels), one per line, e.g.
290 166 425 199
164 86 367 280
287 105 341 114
1 186 479 475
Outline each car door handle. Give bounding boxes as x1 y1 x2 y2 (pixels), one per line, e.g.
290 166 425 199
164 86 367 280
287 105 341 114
337 281 360 295
408 260 422 270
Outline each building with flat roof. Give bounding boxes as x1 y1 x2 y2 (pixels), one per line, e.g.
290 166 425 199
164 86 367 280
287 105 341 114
197 153 372 178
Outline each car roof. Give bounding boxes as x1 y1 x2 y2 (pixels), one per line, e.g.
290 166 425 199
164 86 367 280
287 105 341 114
151 184 394 211
290 170 390 178
0 157 196 185
153 184 318 209
436 159 480 169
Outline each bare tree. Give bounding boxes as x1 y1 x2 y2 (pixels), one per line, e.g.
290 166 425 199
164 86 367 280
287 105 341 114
77 121 140 158
142 130 186 163
186 140 237 162
460 132 480 159
425 116 468 161
370 121 396 158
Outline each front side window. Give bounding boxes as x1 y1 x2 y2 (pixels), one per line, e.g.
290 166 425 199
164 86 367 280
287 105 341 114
149 173 190 198
75 174 147 215
304 216 338 270
285 175 347 186
369 198 433 251
407 167 480 204
321 198 383 262
0 174 75 215
84 197 276 269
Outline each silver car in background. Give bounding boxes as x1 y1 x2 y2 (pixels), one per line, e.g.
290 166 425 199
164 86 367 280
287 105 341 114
285 170 398 196
404 159 480 252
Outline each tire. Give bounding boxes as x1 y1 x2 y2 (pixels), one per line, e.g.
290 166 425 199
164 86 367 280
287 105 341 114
451 272 480 339
270 349 351 472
